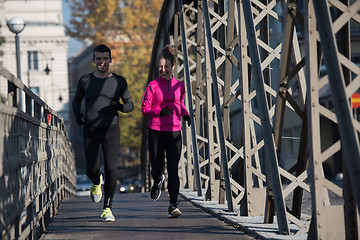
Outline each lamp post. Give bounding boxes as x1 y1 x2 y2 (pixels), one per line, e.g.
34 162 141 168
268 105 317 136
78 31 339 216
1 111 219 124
7 17 25 108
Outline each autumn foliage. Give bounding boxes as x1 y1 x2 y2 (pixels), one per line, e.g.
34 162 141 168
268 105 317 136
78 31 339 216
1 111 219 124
67 0 163 160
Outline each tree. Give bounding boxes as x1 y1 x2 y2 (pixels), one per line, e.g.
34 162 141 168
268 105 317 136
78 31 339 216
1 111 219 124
66 0 122 44
115 0 162 148
67 0 163 162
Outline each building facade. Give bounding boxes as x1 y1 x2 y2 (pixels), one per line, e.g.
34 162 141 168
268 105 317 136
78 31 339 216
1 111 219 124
0 0 70 125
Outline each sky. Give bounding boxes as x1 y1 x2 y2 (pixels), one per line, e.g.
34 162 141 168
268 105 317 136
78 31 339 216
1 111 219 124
62 0 84 59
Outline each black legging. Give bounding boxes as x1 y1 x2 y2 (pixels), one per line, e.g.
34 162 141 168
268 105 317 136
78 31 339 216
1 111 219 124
148 129 182 204
83 125 119 209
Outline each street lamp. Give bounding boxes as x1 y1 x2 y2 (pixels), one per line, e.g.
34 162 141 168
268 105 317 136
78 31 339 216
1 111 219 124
7 17 25 108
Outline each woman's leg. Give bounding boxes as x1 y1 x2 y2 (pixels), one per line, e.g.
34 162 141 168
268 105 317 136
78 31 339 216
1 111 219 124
148 129 165 182
165 131 182 204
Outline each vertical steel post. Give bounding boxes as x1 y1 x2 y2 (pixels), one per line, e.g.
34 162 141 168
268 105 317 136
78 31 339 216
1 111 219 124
177 0 202 196
242 0 289 234
312 0 360 213
202 0 234 211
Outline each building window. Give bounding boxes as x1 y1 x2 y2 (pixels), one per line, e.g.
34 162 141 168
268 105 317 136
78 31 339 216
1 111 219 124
28 51 38 70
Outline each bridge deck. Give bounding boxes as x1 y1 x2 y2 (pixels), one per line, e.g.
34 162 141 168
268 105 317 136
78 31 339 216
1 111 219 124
40 192 255 240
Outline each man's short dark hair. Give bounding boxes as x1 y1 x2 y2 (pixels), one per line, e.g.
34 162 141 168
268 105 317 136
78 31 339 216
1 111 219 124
93 44 111 59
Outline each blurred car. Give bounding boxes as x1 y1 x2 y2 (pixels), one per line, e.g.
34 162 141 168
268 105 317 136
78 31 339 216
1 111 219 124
76 174 92 197
119 178 142 193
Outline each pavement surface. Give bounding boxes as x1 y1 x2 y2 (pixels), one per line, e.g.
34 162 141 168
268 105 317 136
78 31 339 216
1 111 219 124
40 191 257 240
179 189 308 240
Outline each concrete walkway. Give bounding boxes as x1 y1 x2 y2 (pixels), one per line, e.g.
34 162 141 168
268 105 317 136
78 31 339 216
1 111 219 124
40 191 256 240
179 189 308 240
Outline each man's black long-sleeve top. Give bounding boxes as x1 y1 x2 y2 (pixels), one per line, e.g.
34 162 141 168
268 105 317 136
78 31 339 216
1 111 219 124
72 72 134 128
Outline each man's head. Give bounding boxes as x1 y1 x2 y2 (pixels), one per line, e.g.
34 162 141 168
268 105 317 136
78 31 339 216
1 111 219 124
93 44 112 74
93 44 111 59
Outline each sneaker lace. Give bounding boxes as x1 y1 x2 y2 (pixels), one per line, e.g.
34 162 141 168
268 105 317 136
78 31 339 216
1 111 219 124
101 208 113 217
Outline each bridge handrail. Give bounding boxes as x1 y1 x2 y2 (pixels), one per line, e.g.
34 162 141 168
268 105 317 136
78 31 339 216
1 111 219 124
0 65 76 239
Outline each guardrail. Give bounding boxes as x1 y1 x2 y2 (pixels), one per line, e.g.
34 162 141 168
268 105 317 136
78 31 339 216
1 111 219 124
0 65 76 239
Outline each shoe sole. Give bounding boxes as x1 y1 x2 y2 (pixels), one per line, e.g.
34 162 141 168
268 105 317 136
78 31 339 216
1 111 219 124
168 208 181 218
151 174 165 201
91 193 102 203
103 217 115 222
152 189 162 201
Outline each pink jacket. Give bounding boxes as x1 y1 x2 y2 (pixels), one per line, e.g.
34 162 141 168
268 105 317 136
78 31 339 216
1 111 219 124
141 76 190 132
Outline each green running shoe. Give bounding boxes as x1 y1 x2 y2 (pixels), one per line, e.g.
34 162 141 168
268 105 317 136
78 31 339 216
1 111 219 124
101 208 115 222
90 174 102 203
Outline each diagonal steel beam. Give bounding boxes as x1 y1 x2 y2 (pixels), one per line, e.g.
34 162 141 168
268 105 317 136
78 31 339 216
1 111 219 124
242 0 289 234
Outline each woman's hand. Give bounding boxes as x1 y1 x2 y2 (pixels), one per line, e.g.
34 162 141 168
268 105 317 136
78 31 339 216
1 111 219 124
183 115 191 126
160 106 173 116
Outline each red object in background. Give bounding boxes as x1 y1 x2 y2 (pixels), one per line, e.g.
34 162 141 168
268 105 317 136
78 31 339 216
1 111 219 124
352 93 360 109
47 110 52 124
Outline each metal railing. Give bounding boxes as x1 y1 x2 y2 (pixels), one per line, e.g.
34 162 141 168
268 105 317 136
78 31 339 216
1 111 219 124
142 0 360 239
0 65 76 240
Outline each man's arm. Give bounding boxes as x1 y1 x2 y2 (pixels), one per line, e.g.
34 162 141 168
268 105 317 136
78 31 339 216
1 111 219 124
112 76 134 113
119 86 134 113
72 76 87 124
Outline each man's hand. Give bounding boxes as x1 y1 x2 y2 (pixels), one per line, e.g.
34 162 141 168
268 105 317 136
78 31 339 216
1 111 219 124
110 101 124 112
76 113 84 125
160 106 173 116
98 101 124 116
183 115 191 127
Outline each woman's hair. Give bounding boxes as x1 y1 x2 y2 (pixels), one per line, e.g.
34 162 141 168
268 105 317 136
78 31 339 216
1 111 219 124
158 45 176 66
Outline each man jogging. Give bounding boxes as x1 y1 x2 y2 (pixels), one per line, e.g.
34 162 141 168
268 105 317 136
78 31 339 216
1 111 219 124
72 44 134 221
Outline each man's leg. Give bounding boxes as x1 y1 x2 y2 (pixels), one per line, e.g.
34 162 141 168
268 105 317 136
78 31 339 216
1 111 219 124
101 126 120 210
83 126 102 184
83 126 103 203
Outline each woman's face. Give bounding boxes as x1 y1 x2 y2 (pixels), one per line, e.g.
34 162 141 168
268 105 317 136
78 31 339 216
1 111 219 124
158 58 174 80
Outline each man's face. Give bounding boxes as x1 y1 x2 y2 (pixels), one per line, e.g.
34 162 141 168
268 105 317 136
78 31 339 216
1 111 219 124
93 51 112 73
158 58 174 80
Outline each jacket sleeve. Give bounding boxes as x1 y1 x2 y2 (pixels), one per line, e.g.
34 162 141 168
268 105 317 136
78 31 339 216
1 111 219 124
141 84 161 117
180 83 190 117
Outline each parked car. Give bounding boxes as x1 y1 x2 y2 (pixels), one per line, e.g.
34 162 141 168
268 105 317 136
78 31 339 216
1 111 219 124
76 174 92 197
119 178 142 193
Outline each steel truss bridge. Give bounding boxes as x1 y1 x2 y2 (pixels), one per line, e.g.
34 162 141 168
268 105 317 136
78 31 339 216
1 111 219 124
1 0 360 239
142 0 360 239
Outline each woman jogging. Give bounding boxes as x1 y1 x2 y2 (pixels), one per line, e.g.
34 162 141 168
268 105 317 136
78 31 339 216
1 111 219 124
141 45 190 218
